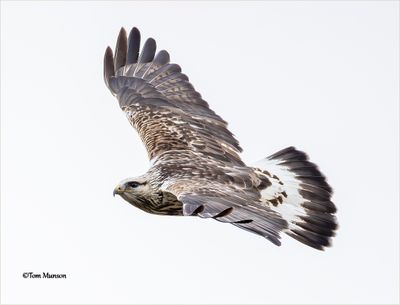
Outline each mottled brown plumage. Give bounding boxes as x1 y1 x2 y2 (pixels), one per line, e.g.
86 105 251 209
106 27 337 250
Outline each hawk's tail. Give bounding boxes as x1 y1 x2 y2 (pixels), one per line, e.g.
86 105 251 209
252 147 338 250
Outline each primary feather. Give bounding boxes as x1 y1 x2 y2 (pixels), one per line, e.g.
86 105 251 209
105 27 337 250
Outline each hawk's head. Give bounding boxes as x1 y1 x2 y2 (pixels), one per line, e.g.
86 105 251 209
113 175 160 212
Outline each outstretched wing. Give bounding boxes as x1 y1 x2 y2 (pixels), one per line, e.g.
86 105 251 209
153 153 288 245
104 27 243 165
162 178 288 246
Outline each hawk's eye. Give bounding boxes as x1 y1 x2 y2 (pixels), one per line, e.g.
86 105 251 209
127 181 140 188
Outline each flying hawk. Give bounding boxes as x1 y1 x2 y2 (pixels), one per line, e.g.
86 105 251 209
104 27 337 250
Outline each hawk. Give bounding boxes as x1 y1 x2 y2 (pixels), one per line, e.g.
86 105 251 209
104 27 337 250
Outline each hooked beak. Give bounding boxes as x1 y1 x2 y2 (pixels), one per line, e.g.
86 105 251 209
113 185 125 197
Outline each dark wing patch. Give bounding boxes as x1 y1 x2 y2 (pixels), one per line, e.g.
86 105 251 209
104 27 243 164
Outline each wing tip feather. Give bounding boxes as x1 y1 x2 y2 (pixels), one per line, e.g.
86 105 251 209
139 37 157 63
104 46 115 89
114 27 128 71
127 27 141 64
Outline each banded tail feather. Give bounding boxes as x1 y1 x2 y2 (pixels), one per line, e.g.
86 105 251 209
253 146 337 250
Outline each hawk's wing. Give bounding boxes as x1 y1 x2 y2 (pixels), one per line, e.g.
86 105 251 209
153 155 288 245
104 27 243 165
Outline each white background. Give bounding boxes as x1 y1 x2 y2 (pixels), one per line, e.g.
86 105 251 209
1 1 399 304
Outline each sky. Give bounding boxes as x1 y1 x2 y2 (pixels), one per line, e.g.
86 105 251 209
1 1 399 304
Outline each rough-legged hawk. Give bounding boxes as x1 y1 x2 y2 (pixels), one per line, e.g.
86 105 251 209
104 27 337 250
